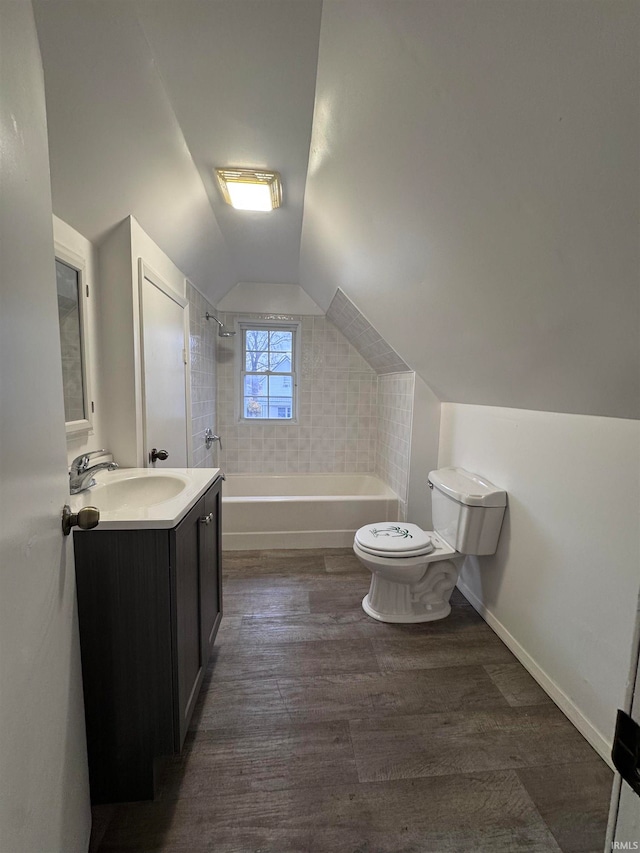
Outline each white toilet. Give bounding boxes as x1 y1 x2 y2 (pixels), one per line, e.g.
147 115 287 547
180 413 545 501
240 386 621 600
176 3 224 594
353 467 507 623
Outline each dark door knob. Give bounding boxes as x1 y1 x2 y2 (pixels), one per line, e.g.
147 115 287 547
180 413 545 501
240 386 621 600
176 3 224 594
149 448 169 463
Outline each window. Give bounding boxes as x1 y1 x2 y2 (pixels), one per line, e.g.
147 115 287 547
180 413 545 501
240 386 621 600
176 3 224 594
240 322 298 420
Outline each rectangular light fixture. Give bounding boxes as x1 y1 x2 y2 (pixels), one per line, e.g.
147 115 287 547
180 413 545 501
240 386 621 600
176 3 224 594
215 168 282 211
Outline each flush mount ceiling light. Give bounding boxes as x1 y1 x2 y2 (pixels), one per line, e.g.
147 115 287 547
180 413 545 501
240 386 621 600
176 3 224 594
215 168 282 211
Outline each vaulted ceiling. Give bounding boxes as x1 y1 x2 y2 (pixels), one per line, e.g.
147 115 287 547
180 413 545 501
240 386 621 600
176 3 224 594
34 0 322 293
34 1 639 419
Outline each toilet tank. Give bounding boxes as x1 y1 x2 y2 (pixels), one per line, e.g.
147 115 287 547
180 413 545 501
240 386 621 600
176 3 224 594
429 468 507 555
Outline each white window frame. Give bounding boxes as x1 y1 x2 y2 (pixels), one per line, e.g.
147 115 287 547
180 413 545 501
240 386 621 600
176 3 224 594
55 241 94 438
237 319 300 422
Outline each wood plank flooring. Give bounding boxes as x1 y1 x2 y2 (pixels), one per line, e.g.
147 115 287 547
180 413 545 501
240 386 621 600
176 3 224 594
92 548 613 853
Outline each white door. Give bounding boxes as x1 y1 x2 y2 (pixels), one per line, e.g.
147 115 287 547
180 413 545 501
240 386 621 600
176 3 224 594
139 263 189 468
0 4 90 850
607 591 640 848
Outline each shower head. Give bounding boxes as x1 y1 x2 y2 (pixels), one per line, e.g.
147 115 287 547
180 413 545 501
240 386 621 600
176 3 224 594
205 312 236 337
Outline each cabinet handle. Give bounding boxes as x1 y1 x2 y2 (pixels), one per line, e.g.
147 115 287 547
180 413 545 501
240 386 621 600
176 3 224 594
200 512 213 525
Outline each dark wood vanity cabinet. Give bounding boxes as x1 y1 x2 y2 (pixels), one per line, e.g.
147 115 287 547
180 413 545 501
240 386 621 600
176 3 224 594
199 482 222 662
171 479 222 747
73 476 222 804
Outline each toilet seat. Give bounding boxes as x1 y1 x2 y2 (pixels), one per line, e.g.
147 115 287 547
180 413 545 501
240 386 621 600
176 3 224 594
354 522 435 559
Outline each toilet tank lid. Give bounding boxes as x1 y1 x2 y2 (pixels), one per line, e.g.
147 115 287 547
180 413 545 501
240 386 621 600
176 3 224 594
428 468 507 507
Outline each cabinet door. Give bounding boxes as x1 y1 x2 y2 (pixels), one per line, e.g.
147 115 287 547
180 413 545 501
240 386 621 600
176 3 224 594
75 528 174 803
200 477 223 662
171 496 205 748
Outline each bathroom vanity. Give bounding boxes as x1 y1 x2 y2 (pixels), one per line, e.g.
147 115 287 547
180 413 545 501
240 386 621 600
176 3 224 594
72 469 222 804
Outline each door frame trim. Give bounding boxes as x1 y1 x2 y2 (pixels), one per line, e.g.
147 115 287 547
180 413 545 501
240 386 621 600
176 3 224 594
605 587 640 847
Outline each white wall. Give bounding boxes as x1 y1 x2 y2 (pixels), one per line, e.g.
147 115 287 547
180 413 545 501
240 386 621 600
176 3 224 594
217 282 323 315
33 0 236 304
98 219 139 467
99 216 190 467
0 3 91 849
301 0 639 419
438 403 640 762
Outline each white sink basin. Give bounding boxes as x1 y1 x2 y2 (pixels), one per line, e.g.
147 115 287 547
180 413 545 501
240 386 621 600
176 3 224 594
85 474 187 511
70 467 221 529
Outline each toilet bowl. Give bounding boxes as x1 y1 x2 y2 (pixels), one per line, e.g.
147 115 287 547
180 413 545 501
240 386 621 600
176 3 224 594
353 468 507 623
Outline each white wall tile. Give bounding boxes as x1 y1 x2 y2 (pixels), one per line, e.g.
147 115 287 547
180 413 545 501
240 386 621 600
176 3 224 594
216 311 379 475
375 371 415 506
186 282 218 468
327 288 410 374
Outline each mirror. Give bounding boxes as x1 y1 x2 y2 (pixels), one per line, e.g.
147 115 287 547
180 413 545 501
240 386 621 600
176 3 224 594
56 244 93 435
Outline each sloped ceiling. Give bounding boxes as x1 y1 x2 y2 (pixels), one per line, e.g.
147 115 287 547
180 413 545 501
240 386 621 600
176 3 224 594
33 0 233 301
300 1 639 419
135 0 322 285
34 0 639 418
33 0 321 302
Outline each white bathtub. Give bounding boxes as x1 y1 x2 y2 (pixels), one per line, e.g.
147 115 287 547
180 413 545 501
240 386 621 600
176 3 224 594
222 473 399 550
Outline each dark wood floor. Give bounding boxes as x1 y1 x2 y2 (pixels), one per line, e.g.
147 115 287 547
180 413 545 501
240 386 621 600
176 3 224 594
92 548 613 853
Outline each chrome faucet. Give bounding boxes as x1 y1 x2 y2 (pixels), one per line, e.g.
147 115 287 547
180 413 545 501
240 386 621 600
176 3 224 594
69 450 118 495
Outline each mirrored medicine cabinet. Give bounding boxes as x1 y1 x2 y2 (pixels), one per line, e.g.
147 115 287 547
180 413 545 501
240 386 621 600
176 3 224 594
55 242 93 436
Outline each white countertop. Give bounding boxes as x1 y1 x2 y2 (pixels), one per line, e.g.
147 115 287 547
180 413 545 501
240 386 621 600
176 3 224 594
70 467 222 530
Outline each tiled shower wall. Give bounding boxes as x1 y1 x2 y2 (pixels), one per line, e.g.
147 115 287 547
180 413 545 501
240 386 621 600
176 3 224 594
207 293 420 521
186 283 218 468
376 372 415 521
216 313 378 474
327 287 410 374
327 288 415 517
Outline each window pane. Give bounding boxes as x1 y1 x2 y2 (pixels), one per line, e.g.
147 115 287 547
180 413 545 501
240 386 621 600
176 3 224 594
244 397 268 418
270 399 292 418
269 331 292 352
269 352 291 372
268 375 293 399
245 329 269 351
244 375 267 396
245 352 268 372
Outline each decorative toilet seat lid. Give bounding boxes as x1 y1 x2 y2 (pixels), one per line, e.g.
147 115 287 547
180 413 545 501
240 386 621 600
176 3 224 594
355 523 435 558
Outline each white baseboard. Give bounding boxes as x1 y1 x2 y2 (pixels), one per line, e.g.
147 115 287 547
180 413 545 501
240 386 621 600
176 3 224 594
222 529 355 551
457 578 614 769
